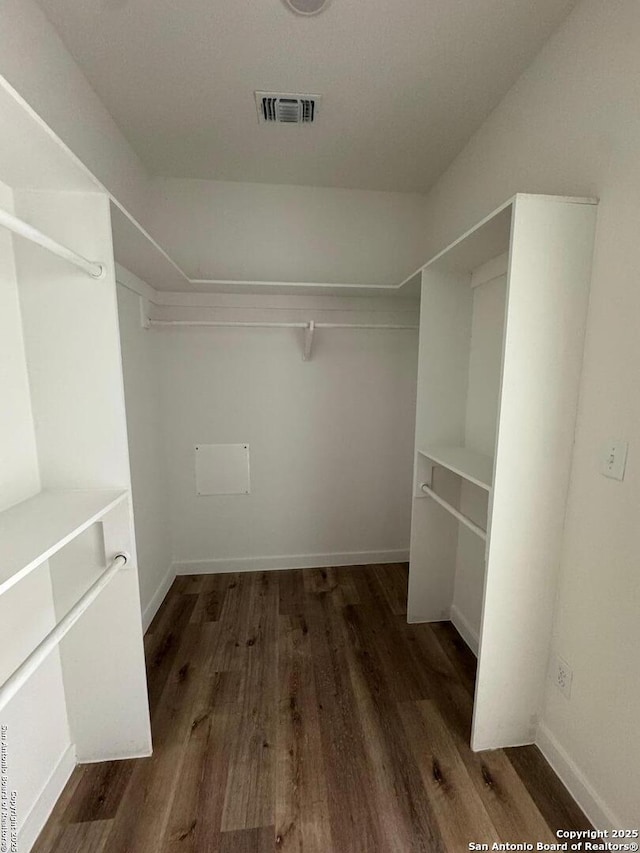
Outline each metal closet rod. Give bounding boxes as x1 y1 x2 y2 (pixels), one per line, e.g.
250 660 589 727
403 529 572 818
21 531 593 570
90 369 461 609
0 207 105 279
0 553 128 713
147 320 418 329
420 483 487 541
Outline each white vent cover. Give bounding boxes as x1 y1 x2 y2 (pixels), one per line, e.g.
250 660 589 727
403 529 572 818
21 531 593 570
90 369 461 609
255 92 321 125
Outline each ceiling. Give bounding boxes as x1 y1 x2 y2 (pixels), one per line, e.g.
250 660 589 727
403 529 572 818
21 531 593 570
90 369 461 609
36 0 577 194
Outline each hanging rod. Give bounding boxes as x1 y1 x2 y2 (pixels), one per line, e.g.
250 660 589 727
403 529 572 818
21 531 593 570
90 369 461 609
420 483 487 541
0 207 105 279
146 320 418 330
0 553 127 712
144 317 418 361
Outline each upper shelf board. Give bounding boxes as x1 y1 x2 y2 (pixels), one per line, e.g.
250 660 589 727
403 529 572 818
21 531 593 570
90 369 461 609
418 445 494 491
110 200 416 296
428 205 513 275
0 76 100 193
0 78 597 299
0 489 128 597
398 194 597 286
110 202 191 292
113 193 595 295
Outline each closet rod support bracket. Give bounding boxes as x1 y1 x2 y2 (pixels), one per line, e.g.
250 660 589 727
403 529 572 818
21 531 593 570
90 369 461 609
91 263 107 280
139 297 151 330
303 321 315 362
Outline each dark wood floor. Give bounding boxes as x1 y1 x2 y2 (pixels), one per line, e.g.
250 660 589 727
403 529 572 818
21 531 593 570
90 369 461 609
34 565 591 852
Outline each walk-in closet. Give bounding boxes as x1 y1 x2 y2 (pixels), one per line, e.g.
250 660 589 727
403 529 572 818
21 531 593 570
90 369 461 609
1 0 639 849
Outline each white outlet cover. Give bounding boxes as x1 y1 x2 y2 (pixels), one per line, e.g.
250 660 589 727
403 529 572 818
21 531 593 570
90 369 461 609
555 655 573 699
601 439 628 481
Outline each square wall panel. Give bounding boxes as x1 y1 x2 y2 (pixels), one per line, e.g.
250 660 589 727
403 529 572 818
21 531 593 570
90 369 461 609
195 444 250 496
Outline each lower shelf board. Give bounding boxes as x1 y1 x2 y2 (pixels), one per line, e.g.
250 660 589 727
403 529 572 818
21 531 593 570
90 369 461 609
418 445 494 491
0 489 128 596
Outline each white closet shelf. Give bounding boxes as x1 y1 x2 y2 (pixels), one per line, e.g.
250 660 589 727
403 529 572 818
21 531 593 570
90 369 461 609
0 76 99 193
418 445 493 491
0 489 128 596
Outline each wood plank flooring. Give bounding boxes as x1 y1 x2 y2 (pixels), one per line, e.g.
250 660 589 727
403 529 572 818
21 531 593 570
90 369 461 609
34 565 591 852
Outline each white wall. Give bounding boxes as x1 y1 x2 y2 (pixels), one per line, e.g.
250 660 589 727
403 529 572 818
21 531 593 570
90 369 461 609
137 294 419 572
147 178 430 286
116 273 173 627
0 0 150 225
0 180 72 851
0 181 40 508
418 0 640 826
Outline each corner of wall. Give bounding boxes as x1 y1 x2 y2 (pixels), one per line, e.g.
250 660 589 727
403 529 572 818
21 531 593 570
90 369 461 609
18 743 75 853
536 723 623 831
141 562 176 633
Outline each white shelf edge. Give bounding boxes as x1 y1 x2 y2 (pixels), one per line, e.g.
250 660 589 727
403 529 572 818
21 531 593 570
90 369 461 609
0 490 128 597
396 193 598 289
417 446 493 492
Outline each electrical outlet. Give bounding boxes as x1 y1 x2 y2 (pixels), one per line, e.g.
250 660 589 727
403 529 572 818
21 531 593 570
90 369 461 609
601 439 628 481
555 656 573 699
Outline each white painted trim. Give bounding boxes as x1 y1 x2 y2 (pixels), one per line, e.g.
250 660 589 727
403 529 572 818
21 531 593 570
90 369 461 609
536 723 623 831
141 562 176 633
79 746 152 764
174 549 409 575
115 263 157 302
190 278 393 290
155 290 420 311
18 744 75 853
449 604 479 655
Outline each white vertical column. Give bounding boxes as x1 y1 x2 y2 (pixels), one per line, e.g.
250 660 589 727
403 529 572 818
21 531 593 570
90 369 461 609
472 196 597 750
55 498 152 761
407 268 473 622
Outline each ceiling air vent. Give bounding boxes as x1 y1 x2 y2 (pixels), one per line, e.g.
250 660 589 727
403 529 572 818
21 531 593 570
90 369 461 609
255 92 321 125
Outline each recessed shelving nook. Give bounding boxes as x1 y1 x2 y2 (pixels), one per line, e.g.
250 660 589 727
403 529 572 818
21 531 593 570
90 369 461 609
0 75 151 847
417 446 493 492
416 446 492 541
0 490 128 597
408 194 597 752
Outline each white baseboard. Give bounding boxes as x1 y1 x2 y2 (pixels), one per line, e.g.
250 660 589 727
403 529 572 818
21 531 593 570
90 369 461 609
142 562 176 632
449 604 479 655
174 549 409 576
536 722 622 830
19 744 75 853
79 747 153 764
